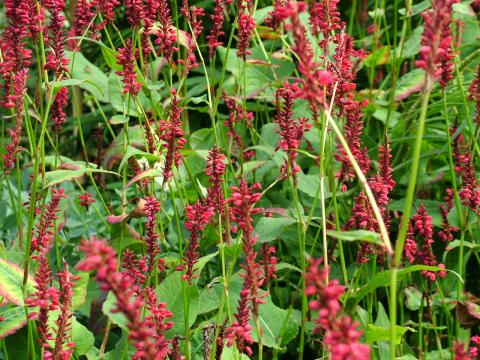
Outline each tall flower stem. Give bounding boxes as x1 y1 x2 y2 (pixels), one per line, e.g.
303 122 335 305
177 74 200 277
390 77 433 359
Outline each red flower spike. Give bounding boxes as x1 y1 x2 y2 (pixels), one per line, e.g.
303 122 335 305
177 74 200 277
78 192 95 208
159 89 185 186
155 0 178 63
47 263 79 360
275 83 311 179
142 288 174 358
181 202 214 283
415 0 459 87
207 0 231 57
143 196 162 273
116 39 142 96
31 188 67 254
77 238 167 359
206 146 227 214
469 65 480 126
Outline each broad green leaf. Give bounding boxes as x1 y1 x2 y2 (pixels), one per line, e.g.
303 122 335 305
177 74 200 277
366 324 414 345
345 265 443 306
155 272 199 336
126 168 163 187
102 291 128 329
399 0 429 16
254 295 299 348
400 26 423 58
363 46 390 67
255 217 297 244
66 51 109 102
0 306 27 338
0 258 36 306
73 272 89 310
47 310 95 355
327 230 381 244
119 146 161 172
393 69 425 101
404 286 424 311
40 168 119 188
109 115 130 125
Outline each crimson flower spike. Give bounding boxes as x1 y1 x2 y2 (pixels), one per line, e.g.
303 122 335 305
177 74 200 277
77 238 164 359
143 196 162 272
159 89 186 186
415 0 458 87
205 146 227 214
116 39 142 96
180 201 214 283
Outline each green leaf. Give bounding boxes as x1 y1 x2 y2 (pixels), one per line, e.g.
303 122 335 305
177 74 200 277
394 69 425 101
404 286 424 311
363 46 390 67
366 324 414 345
400 26 423 58
399 0 429 16
254 295 299 349
73 318 95 355
73 272 89 310
109 115 130 125
155 272 199 336
126 168 163 187
102 291 128 329
254 217 297 244
40 168 119 188
47 310 94 356
0 258 36 306
0 306 27 338
66 51 109 102
119 146 161 172
345 265 443 306
327 230 381 244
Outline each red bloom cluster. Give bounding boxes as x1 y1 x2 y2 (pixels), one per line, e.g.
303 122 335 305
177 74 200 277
237 11 255 60
47 264 79 360
26 256 61 353
260 243 277 287
116 39 141 96
451 126 480 213
31 188 67 253
305 258 370 360
438 189 458 242
122 249 148 288
206 146 227 214
181 201 214 283
225 280 254 356
77 238 173 359
207 0 231 57
271 1 332 110
78 192 95 208
223 93 254 157
347 143 394 264
125 0 144 27
225 180 264 355
335 99 371 184
143 196 162 272
142 288 174 358
3 69 28 170
469 65 480 125
159 90 186 186
154 0 178 63
310 0 342 51
415 0 458 87
275 83 311 179
69 0 96 49
404 204 447 281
